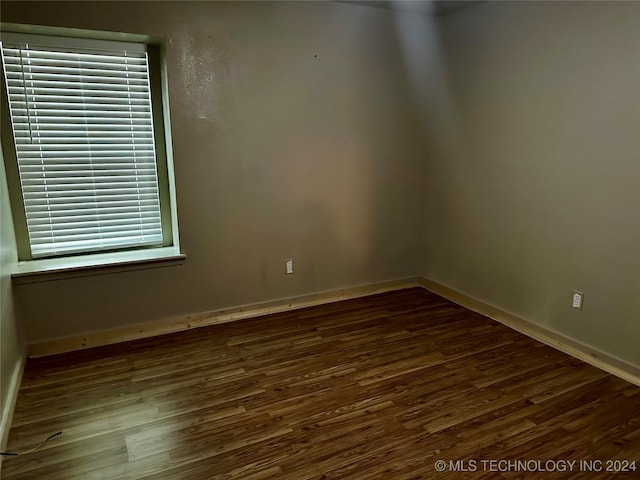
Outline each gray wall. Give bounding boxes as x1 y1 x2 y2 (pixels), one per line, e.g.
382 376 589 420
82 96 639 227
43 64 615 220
419 1 640 366
1 1 426 342
2 1 639 370
1 148 24 442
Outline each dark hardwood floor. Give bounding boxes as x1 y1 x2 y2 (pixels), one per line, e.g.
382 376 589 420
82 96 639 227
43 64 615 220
2 287 639 479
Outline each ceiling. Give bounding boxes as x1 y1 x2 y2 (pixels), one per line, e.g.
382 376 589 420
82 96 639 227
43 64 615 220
337 0 483 17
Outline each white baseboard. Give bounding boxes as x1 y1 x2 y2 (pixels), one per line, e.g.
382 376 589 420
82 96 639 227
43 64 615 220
418 277 640 388
1 353 26 457
27 277 422 358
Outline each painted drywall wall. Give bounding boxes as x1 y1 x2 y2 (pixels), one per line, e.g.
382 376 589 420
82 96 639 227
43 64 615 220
0 147 24 447
3 0 637 373
1 1 426 342
419 1 640 367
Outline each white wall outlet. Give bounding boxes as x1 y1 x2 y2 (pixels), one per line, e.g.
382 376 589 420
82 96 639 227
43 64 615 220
572 290 584 310
285 259 294 275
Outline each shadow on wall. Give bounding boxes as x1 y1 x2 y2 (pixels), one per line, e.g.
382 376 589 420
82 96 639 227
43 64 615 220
390 4 532 310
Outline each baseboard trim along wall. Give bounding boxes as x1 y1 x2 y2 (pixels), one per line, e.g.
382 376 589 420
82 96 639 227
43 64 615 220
27 277 423 358
0 354 26 457
26 276 640 388
418 277 640 388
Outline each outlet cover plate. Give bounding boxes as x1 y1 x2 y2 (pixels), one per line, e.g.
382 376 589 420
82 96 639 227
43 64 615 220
572 290 584 310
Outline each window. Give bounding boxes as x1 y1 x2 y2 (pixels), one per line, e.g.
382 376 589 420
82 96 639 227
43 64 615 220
1 27 179 268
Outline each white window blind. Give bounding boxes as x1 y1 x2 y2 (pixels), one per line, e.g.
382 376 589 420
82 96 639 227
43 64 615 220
1 34 163 258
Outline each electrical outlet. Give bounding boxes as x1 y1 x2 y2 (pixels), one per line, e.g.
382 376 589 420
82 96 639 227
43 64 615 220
285 259 294 275
572 290 584 310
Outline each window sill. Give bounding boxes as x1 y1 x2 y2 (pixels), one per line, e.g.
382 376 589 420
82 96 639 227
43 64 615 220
11 247 186 284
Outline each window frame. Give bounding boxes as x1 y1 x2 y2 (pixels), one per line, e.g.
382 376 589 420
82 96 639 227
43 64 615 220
0 23 181 274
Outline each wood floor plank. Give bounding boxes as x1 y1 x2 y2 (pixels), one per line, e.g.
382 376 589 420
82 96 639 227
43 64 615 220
2 288 639 479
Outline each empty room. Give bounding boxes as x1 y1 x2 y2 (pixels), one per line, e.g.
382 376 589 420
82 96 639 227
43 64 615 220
1 0 639 478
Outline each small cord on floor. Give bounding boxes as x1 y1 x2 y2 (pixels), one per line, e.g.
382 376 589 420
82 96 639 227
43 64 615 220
0 431 62 456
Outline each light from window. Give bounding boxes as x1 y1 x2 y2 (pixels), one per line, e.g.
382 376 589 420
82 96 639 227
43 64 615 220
1 34 163 258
